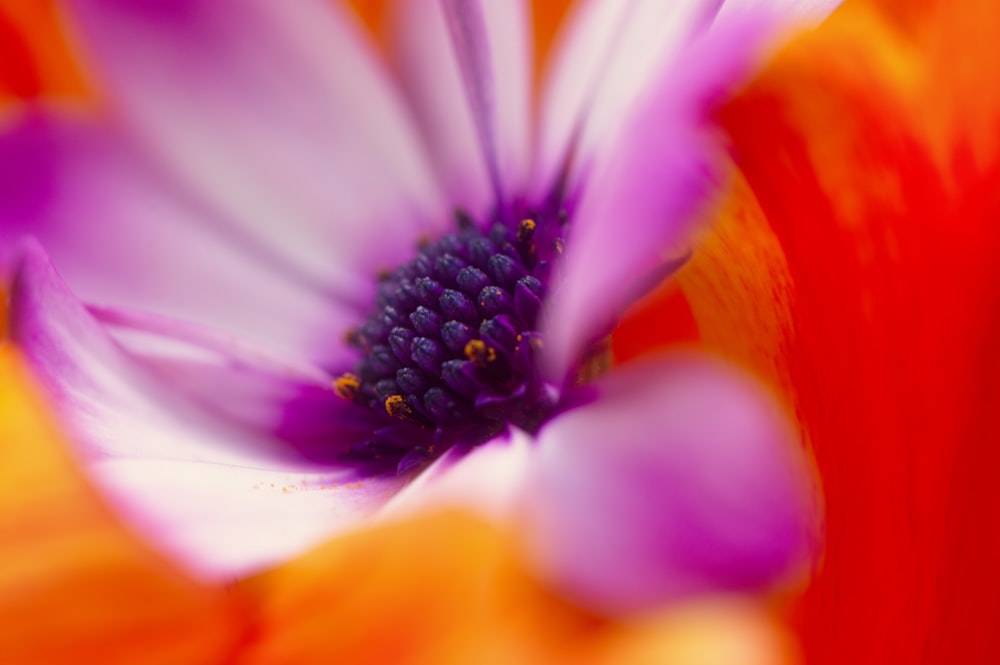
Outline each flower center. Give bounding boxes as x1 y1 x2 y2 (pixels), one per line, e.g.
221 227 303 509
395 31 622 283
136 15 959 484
335 211 564 455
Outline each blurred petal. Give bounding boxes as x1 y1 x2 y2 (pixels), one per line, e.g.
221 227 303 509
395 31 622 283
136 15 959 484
388 0 532 216
542 14 770 381
62 0 447 299
677 0 1000 660
0 1 86 101
585 600 801 665
236 510 798 665
535 0 840 202
236 511 587 665
0 348 241 663
0 110 357 364
522 355 812 614
7 240 412 579
91 457 411 582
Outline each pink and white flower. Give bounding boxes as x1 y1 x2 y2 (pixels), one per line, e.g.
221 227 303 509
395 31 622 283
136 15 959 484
0 0 837 612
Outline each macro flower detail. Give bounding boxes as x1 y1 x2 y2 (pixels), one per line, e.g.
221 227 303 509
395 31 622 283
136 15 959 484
1 0 839 614
332 212 560 470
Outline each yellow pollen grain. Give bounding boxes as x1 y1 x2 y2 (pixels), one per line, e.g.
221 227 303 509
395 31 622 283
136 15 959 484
518 219 537 255
385 394 413 419
464 339 497 366
333 373 361 400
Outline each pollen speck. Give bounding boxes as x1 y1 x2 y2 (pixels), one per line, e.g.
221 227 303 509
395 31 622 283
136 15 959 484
464 339 496 366
333 373 361 400
517 218 536 241
385 394 413 419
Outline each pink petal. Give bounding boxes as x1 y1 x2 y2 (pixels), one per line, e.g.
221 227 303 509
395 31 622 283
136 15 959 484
520 355 815 614
7 240 411 578
90 305 379 462
535 0 717 201
536 0 841 201
543 13 780 381
63 0 448 296
0 110 357 365
388 0 532 216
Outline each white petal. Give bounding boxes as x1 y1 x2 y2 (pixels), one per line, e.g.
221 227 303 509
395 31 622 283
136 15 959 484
388 0 532 216
64 0 449 298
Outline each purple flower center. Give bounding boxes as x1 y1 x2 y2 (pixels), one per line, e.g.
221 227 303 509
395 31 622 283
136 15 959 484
335 210 566 460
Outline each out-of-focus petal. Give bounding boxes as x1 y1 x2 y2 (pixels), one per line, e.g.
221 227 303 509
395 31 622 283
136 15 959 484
584 600 801 665
91 457 412 582
236 511 584 665
235 510 798 665
61 0 447 299
0 1 86 102
387 0 532 217
542 14 771 381
0 348 242 663
676 0 1000 660
521 355 813 614
535 0 840 203
0 110 357 365
7 240 413 579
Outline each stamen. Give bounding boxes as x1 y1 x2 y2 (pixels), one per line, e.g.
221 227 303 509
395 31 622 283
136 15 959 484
517 218 536 243
333 373 360 400
464 339 496 367
385 394 414 420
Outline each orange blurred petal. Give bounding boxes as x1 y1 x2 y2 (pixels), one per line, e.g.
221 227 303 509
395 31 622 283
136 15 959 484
343 0 574 80
0 1 87 102
676 0 1000 662
0 348 243 663
235 510 797 665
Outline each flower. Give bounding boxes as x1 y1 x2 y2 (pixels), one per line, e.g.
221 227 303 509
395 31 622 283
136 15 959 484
0 0 836 617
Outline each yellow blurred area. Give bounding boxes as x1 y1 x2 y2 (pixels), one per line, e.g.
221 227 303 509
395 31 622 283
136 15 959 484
0 348 243 664
236 509 799 665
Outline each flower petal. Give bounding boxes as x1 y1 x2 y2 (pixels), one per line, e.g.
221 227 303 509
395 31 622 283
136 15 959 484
543 1 843 381
0 110 357 364
387 0 532 216
90 457 411 581
90 305 378 462
62 0 447 297
237 508 798 665
0 347 242 662
521 355 813 614
536 0 841 201
0 1 86 101
541 13 768 381
7 240 412 578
